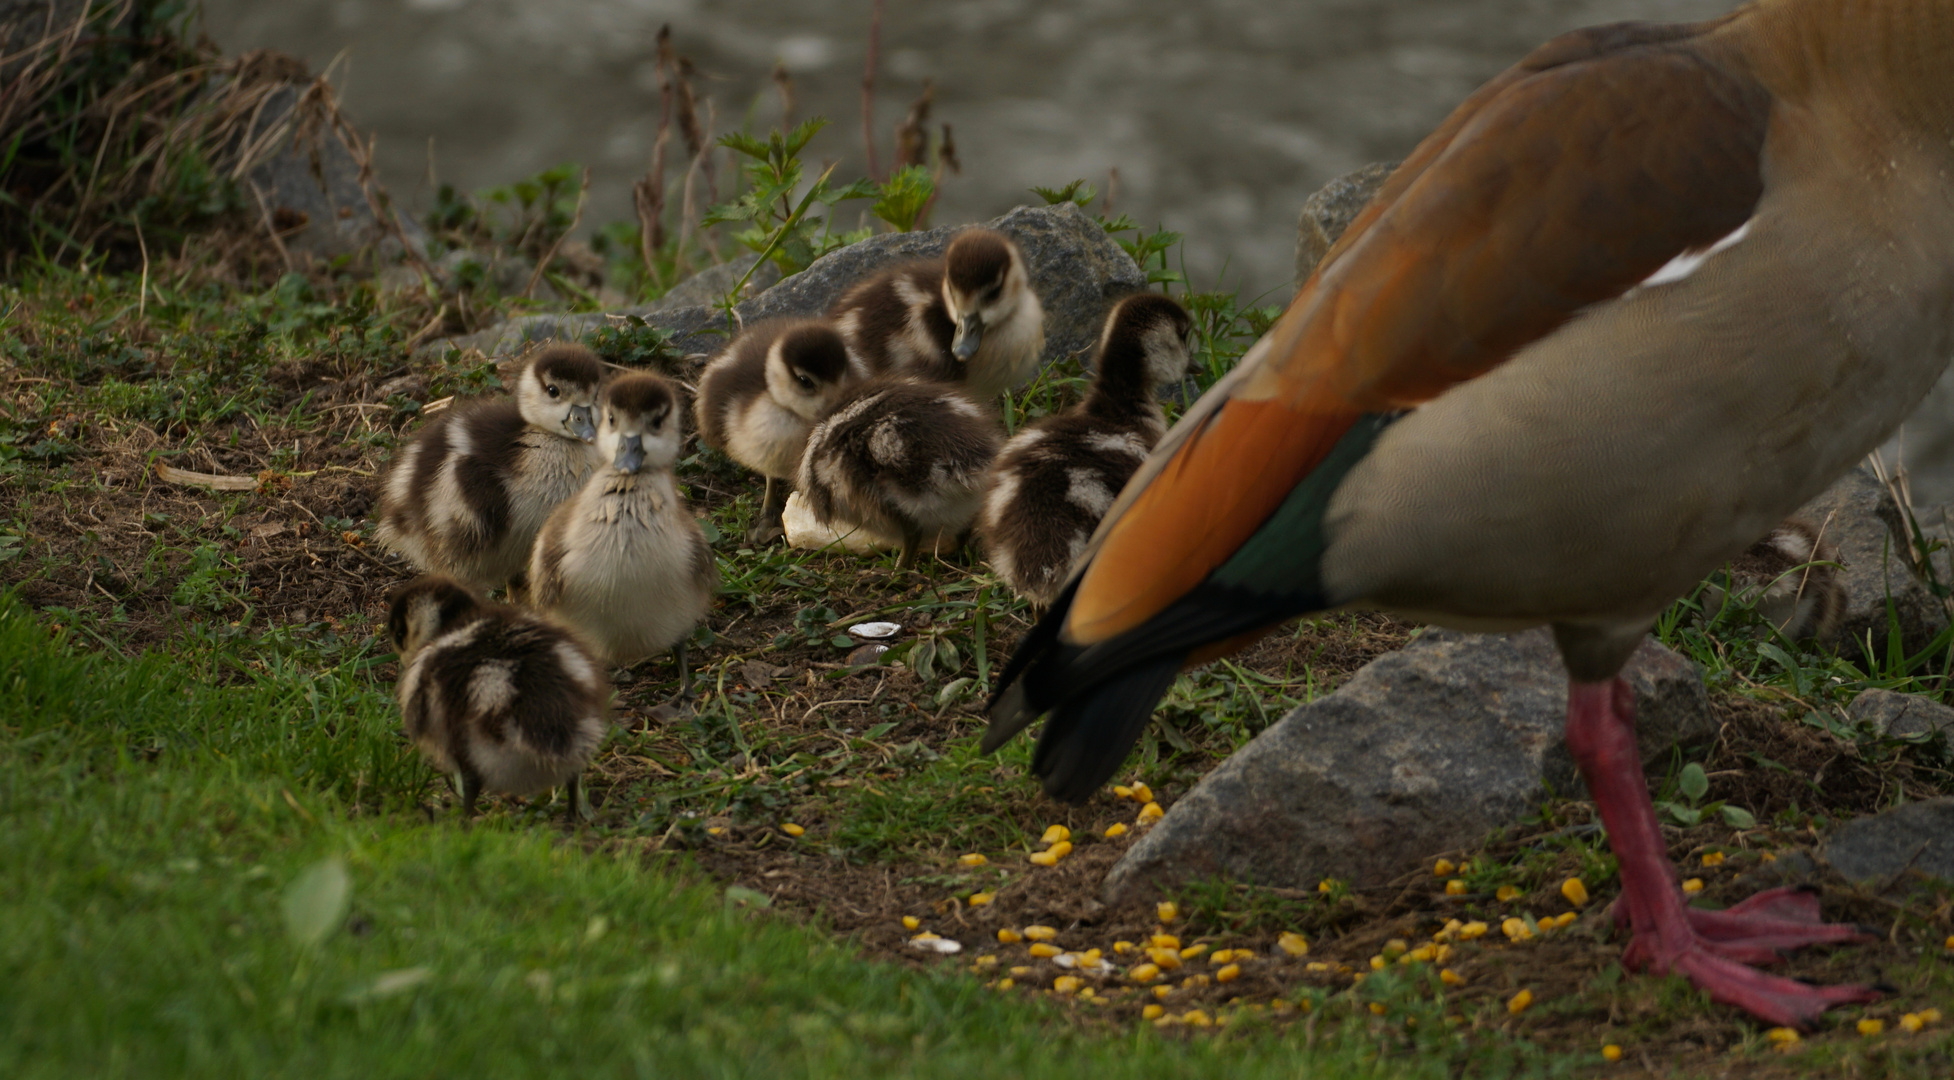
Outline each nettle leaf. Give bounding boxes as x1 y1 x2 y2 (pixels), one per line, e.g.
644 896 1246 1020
1667 804 1703 827
282 856 350 948
1721 804 1757 829
717 131 772 160
872 166 935 232
783 116 831 157
1678 762 1710 803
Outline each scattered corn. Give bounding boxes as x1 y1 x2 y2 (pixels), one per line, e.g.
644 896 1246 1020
968 892 994 907
1179 943 1209 961
1901 1013 1925 1033
958 853 989 867
1157 900 1180 923
1029 851 1058 867
1433 858 1457 877
1083 949 1103 963
1104 822 1128 839
1766 1027 1801 1046
781 823 805 836
1129 963 1163 983
1383 938 1408 958
706 826 725 836
1440 968 1463 986
1131 782 1154 804
1181 974 1210 989
1278 932 1310 957
1142 1004 1165 1020
1147 947 1184 970
1318 879 1337 894
1024 925 1058 942
1502 917 1533 941
1508 989 1534 1015
1496 885 1522 902
1555 912 1579 929
1029 943 1061 958
1761 852 1778 862
1682 878 1704 895
1150 934 1181 949
1369 955 1387 971
1408 944 1436 963
995 978 1015 990
1209 949 1235 964
1859 1018 1885 1037
997 928 1023 944
1945 935 1954 951
1053 975 1082 994
1433 943 1454 963
1920 1008 1942 1023
1369 1002 1388 1015
1305 962 1331 973
1113 940 1135 954
1181 1009 1212 1027
1445 878 1468 896
1010 965 1032 977
1137 802 1164 823
1041 824 1071 845
1602 1044 1623 1062
1216 963 1241 983
1114 785 1134 799
1153 985 1172 999
1700 851 1726 867
903 916 921 931
1562 877 1590 907
1458 921 1489 940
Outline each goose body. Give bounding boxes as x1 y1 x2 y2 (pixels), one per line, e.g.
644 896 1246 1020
530 373 716 681
980 294 1194 604
984 0 1954 1027
694 319 860 542
388 574 609 823
375 345 602 591
797 377 1002 569
828 229 1045 399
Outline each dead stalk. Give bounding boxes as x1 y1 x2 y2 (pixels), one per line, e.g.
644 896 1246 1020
861 0 884 180
522 167 589 299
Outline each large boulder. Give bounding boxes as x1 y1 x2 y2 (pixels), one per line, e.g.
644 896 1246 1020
1846 688 1954 741
1791 465 1947 657
1294 162 1396 284
1101 627 1712 902
1820 798 1954 888
427 201 1146 366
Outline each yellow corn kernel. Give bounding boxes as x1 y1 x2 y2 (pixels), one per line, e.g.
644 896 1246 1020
1217 963 1241 983
1083 949 1103 963
1700 851 1726 867
1434 944 1454 963
1150 934 1181 949
1945 935 1954 950
1138 802 1164 823
1181 974 1210 989
1113 785 1135 799
1496 885 1522 902
968 892 994 907
1369 1002 1388 1015
1104 822 1129 839
1369 955 1387 971
1433 858 1457 877
706 826 725 836
1050 840 1074 859
1181 1009 1212 1027
1919 1008 1942 1024
1278 932 1310 957
1901 1013 1924 1033
1139 1003 1163 1021
1053 975 1082 994
781 823 806 836
1041 824 1071 845
1436 918 1463 939
1440 968 1463 985
1859 1018 1885 1036
1131 782 1154 804
1761 851 1777 862
1113 940 1135 954
1305 962 1330 973
1766 1027 1800 1045
1602 1044 1623 1062
1010 965 1032 976
1508 989 1534 1015
1502 917 1532 941
1318 879 1336 893
912 931 940 942
958 853 989 867
1147 947 1184 970
1079 987 1097 1000
1157 900 1180 923
1383 938 1408 958
1409 945 1436 963
902 915 920 930
1028 850 1058 866
1209 949 1234 964
995 977 1014 990
1129 962 1162 982
1023 925 1058 942
1682 878 1704 894
1153 984 1172 999
1029 943 1061 958
973 954 998 968
1458 921 1489 940
1445 879 1468 896
1562 878 1589 907
997 928 1023 944
1179 943 1209 960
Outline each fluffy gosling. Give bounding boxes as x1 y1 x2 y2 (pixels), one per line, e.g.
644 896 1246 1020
979 293 1194 604
797 377 1002 570
375 344 603 592
694 319 860 543
388 574 609 824
529 373 716 693
1705 517 1845 641
828 228 1045 399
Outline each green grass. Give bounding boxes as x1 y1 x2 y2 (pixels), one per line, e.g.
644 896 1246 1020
0 598 1596 1078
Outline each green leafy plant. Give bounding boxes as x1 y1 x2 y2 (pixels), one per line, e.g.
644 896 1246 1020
585 315 682 371
705 118 876 277
1655 761 1757 828
871 165 936 233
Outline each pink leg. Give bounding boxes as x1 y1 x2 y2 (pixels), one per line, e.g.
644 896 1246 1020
1568 678 1877 1028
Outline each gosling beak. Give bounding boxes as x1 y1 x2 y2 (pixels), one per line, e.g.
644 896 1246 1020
951 314 984 362
613 433 645 474
567 405 597 443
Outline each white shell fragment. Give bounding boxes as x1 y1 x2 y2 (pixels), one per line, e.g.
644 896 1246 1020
1052 952 1116 974
848 621 902 639
908 934 963 954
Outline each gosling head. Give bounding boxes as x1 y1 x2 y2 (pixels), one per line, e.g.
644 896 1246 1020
1099 293 1196 388
598 372 682 475
387 574 484 660
763 321 856 421
942 229 1032 362
515 344 604 442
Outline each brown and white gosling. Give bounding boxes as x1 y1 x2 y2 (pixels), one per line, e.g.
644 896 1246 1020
694 319 861 543
387 574 609 824
828 228 1045 400
529 372 716 693
797 377 1002 570
1703 517 1845 642
978 293 1194 605
375 344 603 592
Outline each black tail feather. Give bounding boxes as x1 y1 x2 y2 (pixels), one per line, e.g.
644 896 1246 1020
1032 653 1187 804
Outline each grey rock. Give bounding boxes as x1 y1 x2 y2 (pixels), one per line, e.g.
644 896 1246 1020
1819 798 1954 887
1846 688 1954 741
1791 465 1947 656
1102 627 1712 901
242 84 427 260
427 202 1145 368
645 255 782 313
1295 162 1397 284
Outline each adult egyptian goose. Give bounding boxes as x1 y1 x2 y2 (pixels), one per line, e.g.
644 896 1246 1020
694 319 860 544
388 574 609 824
828 229 1045 399
979 294 1194 605
983 0 1954 1028
529 373 716 694
797 377 1002 570
375 344 603 592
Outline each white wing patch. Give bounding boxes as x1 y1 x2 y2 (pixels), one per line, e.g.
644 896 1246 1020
1635 220 1751 290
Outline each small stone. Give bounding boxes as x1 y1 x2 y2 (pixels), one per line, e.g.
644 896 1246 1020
1294 162 1398 284
1820 797 1954 887
1848 688 1954 741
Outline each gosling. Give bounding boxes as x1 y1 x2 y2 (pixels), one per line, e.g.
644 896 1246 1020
979 293 1194 605
388 573 609 824
694 319 860 544
529 372 716 694
828 228 1045 400
375 344 603 592
1704 517 1845 641
797 377 1002 570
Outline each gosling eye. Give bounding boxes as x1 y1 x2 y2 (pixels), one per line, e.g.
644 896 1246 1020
546 383 561 399
793 372 815 392
983 282 1004 303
